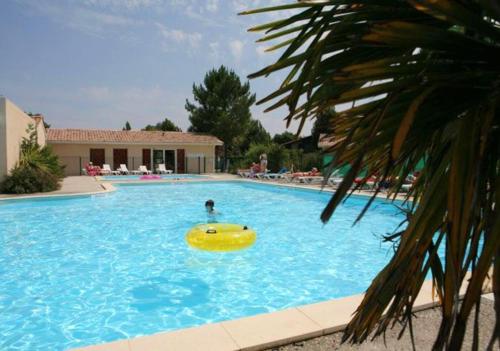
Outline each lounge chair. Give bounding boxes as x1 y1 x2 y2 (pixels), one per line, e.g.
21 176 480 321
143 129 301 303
255 170 270 180
401 183 412 192
156 164 173 174
138 165 152 175
328 176 343 188
297 175 324 184
118 164 130 175
237 169 251 178
354 176 378 190
399 174 418 193
102 164 120 175
262 167 289 180
85 164 100 176
286 168 322 183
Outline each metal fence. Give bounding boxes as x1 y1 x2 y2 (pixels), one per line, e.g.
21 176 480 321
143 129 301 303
185 156 218 174
58 156 218 176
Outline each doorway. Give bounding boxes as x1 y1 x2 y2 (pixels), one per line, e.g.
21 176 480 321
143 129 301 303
142 149 151 170
113 149 128 170
176 149 185 173
153 149 176 173
89 148 105 167
165 150 175 172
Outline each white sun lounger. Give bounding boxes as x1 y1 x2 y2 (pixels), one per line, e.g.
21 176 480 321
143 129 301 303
102 164 120 175
263 173 287 180
237 169 250 177
138 165 152 175
262 169 289 180
297 176 324 184
401 183 412 192
328 177 343 188
119 164 130 175
156 164 173 174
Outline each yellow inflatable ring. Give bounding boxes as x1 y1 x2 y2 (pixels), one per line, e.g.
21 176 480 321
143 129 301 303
186 223 256 252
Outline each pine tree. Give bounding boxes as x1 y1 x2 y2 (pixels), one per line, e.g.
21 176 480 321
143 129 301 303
186 66 256 169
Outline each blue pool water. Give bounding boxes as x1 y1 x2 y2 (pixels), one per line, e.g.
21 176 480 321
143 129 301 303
102 174 206 180
0 181 406 350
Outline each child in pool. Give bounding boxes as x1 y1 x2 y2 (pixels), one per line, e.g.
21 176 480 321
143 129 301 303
205 199 220 222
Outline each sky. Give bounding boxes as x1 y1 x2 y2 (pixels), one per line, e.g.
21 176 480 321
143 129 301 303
0 0 313 136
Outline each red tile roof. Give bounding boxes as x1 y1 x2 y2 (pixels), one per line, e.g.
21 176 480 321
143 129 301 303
47 129 223 145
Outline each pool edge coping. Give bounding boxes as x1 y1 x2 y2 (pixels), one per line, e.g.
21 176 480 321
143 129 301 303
0 175 407 203
0 182 116 202
70 272 492 351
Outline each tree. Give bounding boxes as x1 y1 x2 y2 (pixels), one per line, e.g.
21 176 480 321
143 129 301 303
143 118 181 132
243 1 500 349
272 131 296 145
244 142 290 172
123 121 132 131
186 66 256 168
236 119 271 154
311 110 334 147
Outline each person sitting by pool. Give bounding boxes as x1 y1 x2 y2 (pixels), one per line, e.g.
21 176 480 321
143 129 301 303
249 162 261 178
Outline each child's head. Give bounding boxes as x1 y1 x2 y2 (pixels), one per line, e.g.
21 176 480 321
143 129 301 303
205 199 215 211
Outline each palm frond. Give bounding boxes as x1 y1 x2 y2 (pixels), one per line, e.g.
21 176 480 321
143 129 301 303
244 1 500 348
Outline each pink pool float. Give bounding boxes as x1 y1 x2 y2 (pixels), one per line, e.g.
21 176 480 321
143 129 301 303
140 174 162 180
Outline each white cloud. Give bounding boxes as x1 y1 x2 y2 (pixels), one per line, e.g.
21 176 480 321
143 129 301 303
231 0 261 13
182 3 223 27
156 23 202 50
232 0 301 21
206 0 219 13
16 0 139 37
83 0 162 10
229 40 244 60
256 45 267 57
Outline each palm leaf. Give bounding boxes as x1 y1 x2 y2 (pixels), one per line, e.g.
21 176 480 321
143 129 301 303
243 0 500 349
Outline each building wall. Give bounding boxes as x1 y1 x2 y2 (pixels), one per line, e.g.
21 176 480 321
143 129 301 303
0 97 47 180
35 119 47 146
49 143 217 175
0 98 7 179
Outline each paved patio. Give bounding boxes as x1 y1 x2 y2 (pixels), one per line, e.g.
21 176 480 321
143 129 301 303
0 176 110 199
269 296 497 351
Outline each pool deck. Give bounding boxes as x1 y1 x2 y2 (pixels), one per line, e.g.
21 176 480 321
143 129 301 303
0 174 408 202
0 176 115 200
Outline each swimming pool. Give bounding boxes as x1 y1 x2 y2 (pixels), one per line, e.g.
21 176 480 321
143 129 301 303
0 181 405 350
101 174 207 180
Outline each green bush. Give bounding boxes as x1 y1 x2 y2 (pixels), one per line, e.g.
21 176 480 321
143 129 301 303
236 143 324 173
243 143 291 172
228 157 246 173
286 148 303 171
20 145 65 178
300 152 323 172
1 165 61 194
1 125 65 194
